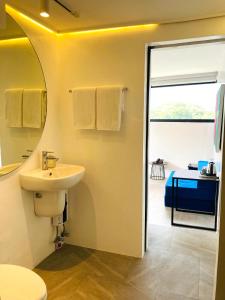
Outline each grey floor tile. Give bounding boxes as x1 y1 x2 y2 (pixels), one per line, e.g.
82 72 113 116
73 274 153 300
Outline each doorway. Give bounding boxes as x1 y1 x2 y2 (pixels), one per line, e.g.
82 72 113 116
145 39 225 300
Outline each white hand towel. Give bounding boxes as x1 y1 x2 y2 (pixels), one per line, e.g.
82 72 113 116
72 88 96 129
96 87 123 131
41 91 47 127
23 89 45 128
5 89 23 128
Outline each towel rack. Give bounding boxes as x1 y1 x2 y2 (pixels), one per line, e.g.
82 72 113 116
68 87 128 93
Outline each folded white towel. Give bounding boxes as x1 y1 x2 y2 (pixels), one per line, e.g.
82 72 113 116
96 87 123 131
5 89 23 128
23 89 46 128
72 88 96 129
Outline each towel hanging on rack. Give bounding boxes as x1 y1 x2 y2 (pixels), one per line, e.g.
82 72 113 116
72 88 96 129
96 86 123 131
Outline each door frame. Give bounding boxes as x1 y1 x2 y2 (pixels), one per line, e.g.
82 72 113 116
144 36 225 251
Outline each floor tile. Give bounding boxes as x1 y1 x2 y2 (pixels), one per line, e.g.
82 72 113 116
73 274 152 300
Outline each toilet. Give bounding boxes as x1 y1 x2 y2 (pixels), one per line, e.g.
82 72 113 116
0 264 47 300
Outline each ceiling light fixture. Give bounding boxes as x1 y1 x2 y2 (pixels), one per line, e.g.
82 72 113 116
40 0 50 18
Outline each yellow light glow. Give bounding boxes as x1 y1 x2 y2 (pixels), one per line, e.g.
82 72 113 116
59 23 158 36
0 37 29 46
5 4 55 34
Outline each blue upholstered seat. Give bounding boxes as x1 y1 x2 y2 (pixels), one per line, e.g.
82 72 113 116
164 162 217 214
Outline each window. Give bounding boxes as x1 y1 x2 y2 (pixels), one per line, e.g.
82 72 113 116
150 83 218 121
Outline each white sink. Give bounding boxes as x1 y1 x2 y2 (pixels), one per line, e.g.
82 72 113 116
20 164 85 217
20 164 85 192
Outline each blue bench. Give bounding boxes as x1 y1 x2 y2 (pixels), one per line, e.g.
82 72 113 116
164 161 217 214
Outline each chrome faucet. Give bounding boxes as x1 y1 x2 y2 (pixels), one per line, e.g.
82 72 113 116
42 151 54 170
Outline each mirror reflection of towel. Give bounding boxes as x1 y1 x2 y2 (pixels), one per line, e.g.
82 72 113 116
23 89 46 128
5 89 23 128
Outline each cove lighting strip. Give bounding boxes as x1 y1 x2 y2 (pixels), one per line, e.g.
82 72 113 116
5 4 158 37
58 23 158 36
0 36 29 45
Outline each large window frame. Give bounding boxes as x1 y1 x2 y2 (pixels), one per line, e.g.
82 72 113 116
150 81 217 123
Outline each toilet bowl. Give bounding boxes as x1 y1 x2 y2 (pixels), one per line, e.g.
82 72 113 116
0 264 47 300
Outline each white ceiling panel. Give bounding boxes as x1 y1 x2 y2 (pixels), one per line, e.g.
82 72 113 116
6 0 225 32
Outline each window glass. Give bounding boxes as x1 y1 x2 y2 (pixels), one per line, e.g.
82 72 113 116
150 83 218 120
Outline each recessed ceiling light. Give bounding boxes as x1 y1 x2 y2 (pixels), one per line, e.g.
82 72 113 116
40 11 49 18
40 0 49 18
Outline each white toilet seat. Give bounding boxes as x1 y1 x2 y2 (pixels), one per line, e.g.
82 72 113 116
0 264 47 300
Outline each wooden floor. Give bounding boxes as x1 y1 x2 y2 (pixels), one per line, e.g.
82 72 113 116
35 224 217 300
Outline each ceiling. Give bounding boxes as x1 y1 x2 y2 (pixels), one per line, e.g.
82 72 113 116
6 0 225 33
151 42 225 78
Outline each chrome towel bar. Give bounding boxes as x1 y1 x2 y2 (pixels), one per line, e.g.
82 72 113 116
68 87 128 93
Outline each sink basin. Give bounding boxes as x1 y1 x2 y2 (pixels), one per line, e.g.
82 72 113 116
20 164 85 192
20 163 85 217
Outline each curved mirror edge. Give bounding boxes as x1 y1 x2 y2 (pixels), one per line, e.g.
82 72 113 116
0 13 47 177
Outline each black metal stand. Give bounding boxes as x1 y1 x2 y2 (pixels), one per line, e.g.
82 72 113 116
171 175 219 231
150 163 166 180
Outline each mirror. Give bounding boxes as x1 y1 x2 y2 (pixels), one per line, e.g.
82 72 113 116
0 14 47 176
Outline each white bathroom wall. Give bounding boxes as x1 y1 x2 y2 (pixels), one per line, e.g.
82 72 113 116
57 16 225 258
0 11 61 268
58 31 148 257
149 122 214 169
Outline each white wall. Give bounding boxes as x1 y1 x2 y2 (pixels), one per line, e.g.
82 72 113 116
59 33 147 257
149 122 214 169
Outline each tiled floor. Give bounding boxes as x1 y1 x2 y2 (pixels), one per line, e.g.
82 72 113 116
35 224 217 300
34 174 218 300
